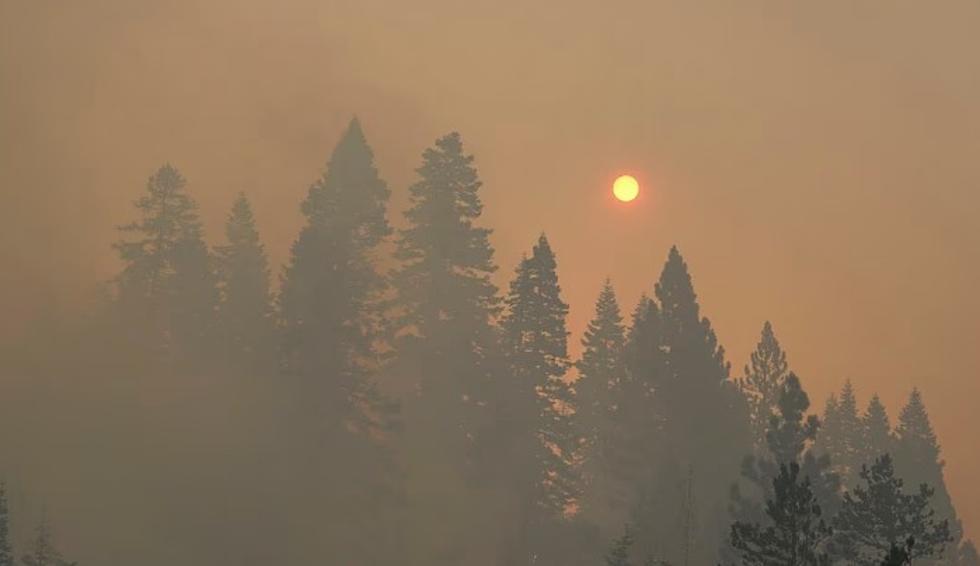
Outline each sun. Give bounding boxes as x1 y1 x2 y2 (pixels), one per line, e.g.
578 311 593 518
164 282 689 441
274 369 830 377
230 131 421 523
613 174 639 202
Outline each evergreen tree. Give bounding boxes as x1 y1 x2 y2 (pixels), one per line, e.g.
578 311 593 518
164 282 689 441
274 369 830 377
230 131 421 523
392 131 500 456
498 235 578 561
0 483 12 566
390 131 500 563
816 381 862 487
279 116 391 421
646 246 750 564
215 193 274 369
738 322 790 454
576 279 626 523
728 374 840 562
276 118 399 561
114 164 218 364
893 389 963 556
605 526 635 566
861 394 894 469
880 538 915 566
20 516 73 566
833 454 952 565
730 462 833 566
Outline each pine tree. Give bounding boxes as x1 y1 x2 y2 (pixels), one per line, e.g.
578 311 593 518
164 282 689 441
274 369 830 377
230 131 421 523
861 394 894 469
605 526 635 566
279 117 391 421
816 381 862 486
392 131 500 455
738 322 790 454
390 131 501 563
576 279 626 522
20 516 73 566
646 246 750 564
893 389 963 557
499 235 578 558
114 164 218 364
728 373 840 562
833 454 952 565
215 193 274 369
730 462 833 566
0 483 12 566
276 118 399 561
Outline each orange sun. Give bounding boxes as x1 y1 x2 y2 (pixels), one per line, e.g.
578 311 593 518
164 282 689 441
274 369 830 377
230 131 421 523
613 175 639 202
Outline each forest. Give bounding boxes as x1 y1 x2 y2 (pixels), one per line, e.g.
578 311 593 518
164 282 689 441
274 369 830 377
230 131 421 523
1 118 977 566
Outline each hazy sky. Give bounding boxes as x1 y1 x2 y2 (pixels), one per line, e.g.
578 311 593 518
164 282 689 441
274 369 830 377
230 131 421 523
3 0 979 542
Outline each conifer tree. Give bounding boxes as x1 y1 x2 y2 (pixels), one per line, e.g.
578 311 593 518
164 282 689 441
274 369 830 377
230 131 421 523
646 246 750 564
576 279 626 522
498 235 578 551
392 131 500 455
833 454 952 565
958 540 979 566
0 483 12 566
20 516 73 566
215 193 274 369
277 118 399 560
730 462 833 566
279 117 391 421
114 164 218 364
861 394 894 469
738 322 790 454
605 526 635 566
893 389 963 555
816 381 862 486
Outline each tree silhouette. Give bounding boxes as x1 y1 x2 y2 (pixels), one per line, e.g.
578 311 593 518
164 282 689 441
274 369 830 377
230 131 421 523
834 454 952 565
730 462 833 566
498 234 578 561
892 389 962 560
605 526 635 566
114 163 218 365
576 279 627 523
861 394 894 470
738 322 790 454
20 516 74 566
816 381 862 487
215 192 274 369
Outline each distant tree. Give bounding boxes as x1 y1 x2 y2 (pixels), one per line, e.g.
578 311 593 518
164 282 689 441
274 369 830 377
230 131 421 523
215 193 274 369
730 462 833 566
0 483 12 566
20 516 74 566
738 322 790 454
892 389 963 558
648 246 750 564
605 526 635 566
576 279 626 523
816 381 862 486
833 454 952 565
114 164 218 364
861 394 894 468
498 235 578 560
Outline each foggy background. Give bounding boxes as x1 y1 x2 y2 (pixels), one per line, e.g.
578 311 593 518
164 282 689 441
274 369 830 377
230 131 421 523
2 0 978 563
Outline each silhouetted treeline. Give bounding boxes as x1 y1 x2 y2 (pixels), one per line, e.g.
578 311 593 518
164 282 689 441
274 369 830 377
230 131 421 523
1 119 976 566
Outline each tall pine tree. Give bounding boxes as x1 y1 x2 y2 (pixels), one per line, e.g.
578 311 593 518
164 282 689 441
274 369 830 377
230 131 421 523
498 234 579 564
861 394 894 469
738 321 790 454
816 381 863 487
642 246 750 565
576 279 626 526
893 388 962 562
215 193 274 370
114 164 218 366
